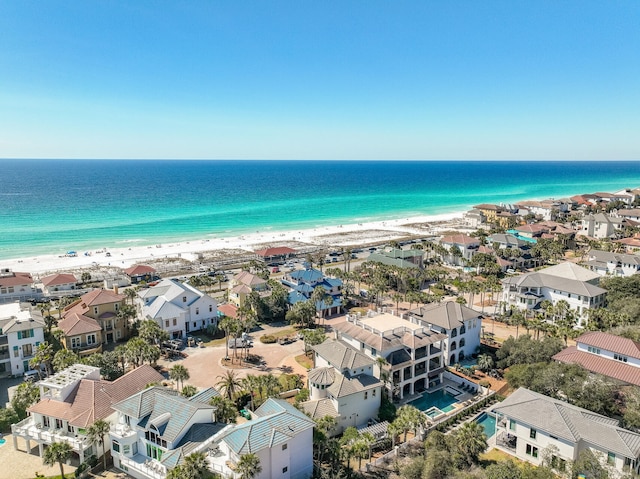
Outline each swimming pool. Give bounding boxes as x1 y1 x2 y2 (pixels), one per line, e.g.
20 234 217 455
474 412 497 438
410 389 460 413
0 438 6 446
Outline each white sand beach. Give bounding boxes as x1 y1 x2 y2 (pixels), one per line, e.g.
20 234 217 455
1 212 466 277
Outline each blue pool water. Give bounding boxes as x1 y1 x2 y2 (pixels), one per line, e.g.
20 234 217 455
474 412 497 438
410 389 459 413
0 438 6 446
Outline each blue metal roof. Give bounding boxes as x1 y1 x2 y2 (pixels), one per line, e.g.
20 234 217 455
221 398 314 455
290 268 323 283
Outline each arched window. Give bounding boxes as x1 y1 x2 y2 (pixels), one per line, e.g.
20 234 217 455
460 338 466 348
450 341 457 350
450 354 456 364
451 328 458 338
460 324 466 335
458 351 465 362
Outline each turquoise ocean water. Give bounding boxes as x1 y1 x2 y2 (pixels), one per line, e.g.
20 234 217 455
1 160 639 261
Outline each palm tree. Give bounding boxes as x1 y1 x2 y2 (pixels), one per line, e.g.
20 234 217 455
181 385 198 397
237 453 262 479
477 354 494 372
454 421 487 466
87 418 111 471
182 451 210 479
216 370 242 400
209 396 238 423
43 441 72 479
124 287 137 305
169 364 190 391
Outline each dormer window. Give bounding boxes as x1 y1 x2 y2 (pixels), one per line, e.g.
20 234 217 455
182 296 187 303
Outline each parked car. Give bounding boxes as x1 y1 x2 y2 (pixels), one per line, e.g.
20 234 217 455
271 266 280 273
24 370 44 382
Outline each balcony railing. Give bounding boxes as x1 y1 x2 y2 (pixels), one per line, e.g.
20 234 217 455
12 418 88 451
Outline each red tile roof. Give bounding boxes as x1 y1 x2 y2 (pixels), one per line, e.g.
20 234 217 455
218 303 238 319
41 273 77 287
80 288 126 306
123 264 156 276
29 365 164 427
0 271 33 287
254 246 296 257
58 313 102 336
553 346 640 387
576 331 640 359
440 234 479 245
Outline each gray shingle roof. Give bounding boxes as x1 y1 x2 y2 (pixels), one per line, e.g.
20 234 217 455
161 423 226 468
308 367 335 386
410 301 481 330
189 387 221 404
301 398 339 419
313 340 373 371
326 371 382 398
492 388 640 458
221 398 314 455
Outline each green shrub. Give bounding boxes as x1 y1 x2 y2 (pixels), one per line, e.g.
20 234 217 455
260 335 277 344
87 455 98 468
478 379 491 388
75 462 88 477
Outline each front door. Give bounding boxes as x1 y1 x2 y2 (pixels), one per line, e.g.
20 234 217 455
107 333 114 343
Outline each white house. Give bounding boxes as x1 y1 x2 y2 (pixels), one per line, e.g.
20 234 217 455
0 269 36 302
579 213 627 239
409 302 483 366
438 234 480 266
584 250 640 277
40 273 78 295
301 340 383 434
0 303 45 377
110 388 314 479
553 331 640 387
11 364 163 465
333 310 446 401
492 387 640 477
138 279 218 339
501 262 607 326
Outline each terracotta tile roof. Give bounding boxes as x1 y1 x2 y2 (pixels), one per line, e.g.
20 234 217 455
29 365 164 427
473 204 503 211
439 234 479 245
80 289 126 306
575 331 640 359
232 271 267 287
0 271 33 287
41 273 77 287
124 264 156 276
254 246 296 257
58 313 102 336
553 346 640 387
218 303 238 319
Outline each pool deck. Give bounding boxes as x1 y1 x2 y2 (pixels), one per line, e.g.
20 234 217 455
400 378 477 417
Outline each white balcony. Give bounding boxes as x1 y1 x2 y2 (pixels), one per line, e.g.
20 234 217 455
12 416 89 452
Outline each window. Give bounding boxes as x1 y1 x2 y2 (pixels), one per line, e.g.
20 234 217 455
209 305 213 312
173 318 177 326
587 346 601 354
115 303 119 311
282 467 288 473
614 353 628 363
165 320 169 328
18 329 34 340
450 341 457 350
373 389 376 397
196 308 199 315
182 296 187 303
529 428 536 439
116 330 121 339
371 348 377 356
13 346 19 357
460 324 466 335
509 419 515 431
459 338 466 348
364 391 368 400
94 307 99 315
112 440 120 453
607 452 615 466
282 444 287 450
624 457 632 472
86 334 96 345
43 416 50 428
22 344 33 357
56 419 63 429
123 444 130 454
526 444 538 458
451 328 457 338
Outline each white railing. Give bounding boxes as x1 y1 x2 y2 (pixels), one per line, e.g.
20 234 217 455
119 457 165 479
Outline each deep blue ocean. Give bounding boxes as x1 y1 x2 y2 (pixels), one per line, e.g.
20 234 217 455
1 160 639 261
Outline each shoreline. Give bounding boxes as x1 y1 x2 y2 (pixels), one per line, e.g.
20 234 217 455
1 212 466 277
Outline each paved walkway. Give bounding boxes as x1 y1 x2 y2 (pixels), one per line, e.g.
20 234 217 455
0 436 76 479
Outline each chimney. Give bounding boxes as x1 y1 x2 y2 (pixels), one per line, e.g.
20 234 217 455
114 285 119 294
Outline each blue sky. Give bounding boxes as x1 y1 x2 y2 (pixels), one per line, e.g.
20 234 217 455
1 1 638 160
